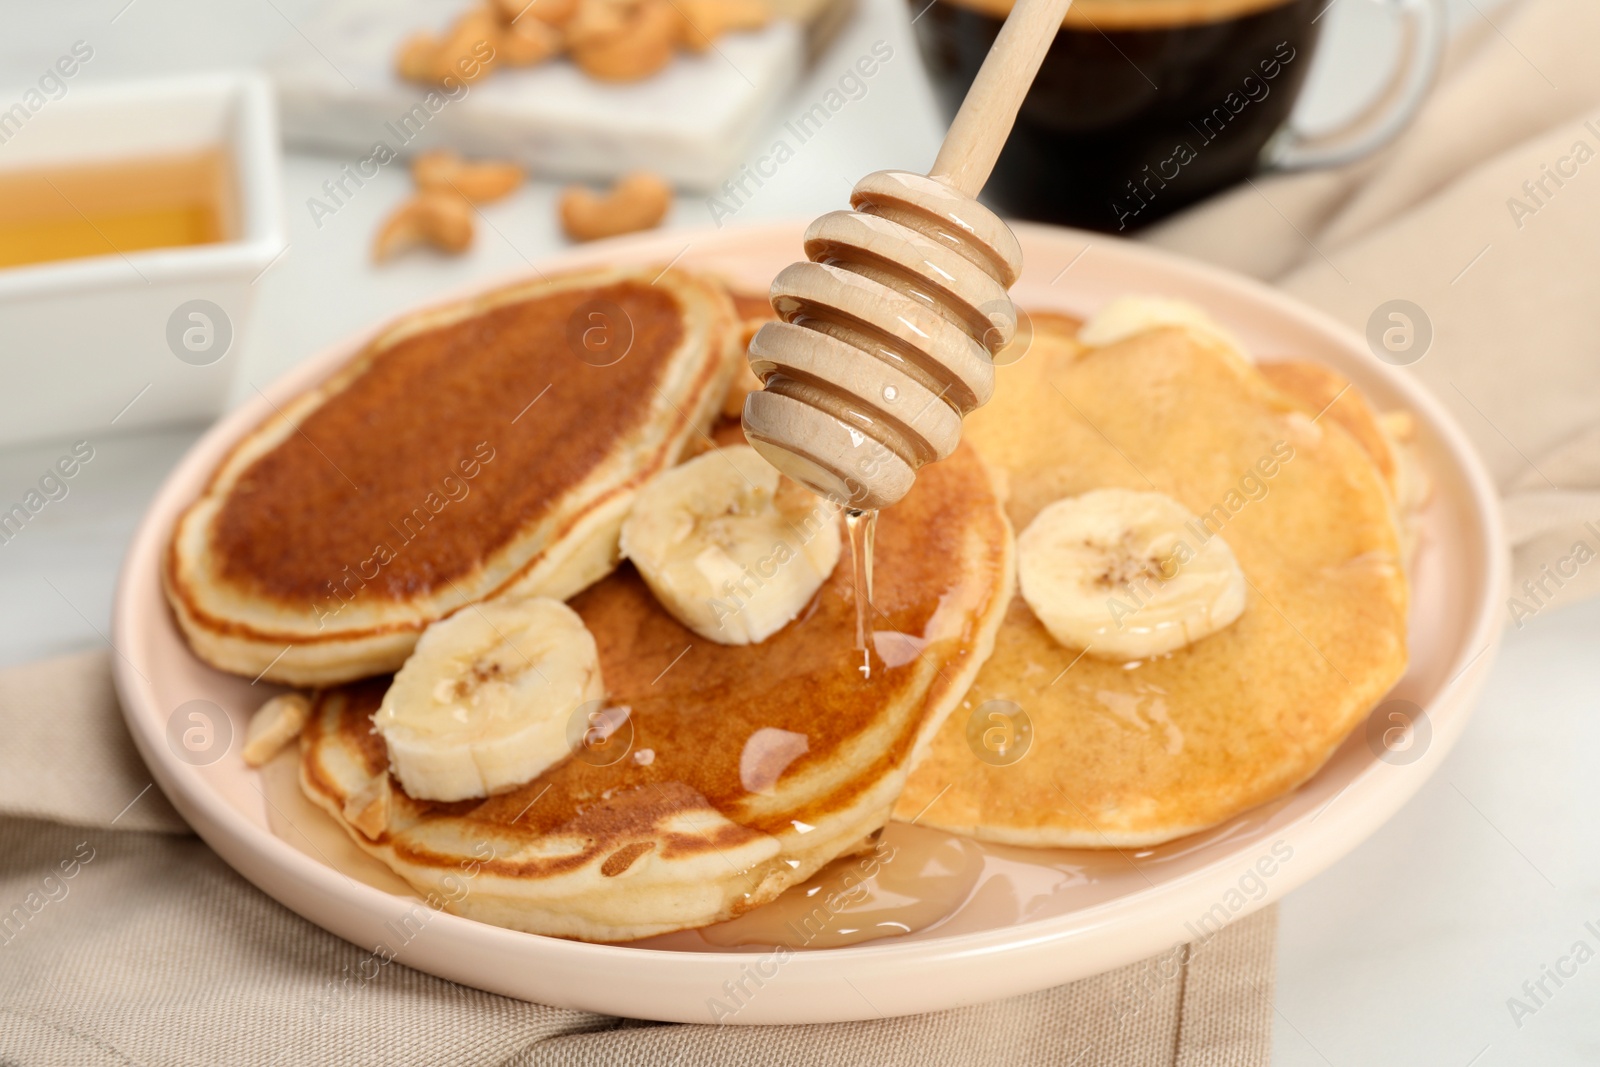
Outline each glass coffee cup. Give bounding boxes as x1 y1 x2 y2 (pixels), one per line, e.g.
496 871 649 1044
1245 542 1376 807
910 0 1446 231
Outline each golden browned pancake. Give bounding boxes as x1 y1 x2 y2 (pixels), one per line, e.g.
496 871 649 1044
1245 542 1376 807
167 266 741 686
894 317 1408 847
717 287 777 421
1259 359 1399 496
729 288 777 322
299 441 1014 941
1259 360 1433 559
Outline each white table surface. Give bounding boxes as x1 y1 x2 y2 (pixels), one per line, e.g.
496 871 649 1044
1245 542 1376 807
7 1 1589 1064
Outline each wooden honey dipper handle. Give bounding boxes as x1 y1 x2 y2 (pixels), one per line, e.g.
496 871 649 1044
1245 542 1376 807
930 0 1078 198
742 0 1074 511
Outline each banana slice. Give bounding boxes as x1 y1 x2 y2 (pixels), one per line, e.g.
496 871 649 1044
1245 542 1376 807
621 444 841 645
1017 488 1248 660
374 596 604 801
1079 295 1246 357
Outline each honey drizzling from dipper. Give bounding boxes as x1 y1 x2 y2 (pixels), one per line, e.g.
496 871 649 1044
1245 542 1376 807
739 0 1073 674
844 507 877 678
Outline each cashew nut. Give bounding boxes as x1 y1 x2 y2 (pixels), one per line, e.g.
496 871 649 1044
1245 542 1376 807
566 0 632 43
396 5 502 85
559 171 673 242
494 0 581 26
412 151 525 203
241 692 312 767
679 0 771 52
441 6 504 81
374 191 476 262
404 0 758 86
499 15 564 66
397 33 442 82
568 0 682 82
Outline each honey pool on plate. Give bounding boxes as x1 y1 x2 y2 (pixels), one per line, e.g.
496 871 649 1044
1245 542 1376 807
259 741 1293 951
0 149 235 269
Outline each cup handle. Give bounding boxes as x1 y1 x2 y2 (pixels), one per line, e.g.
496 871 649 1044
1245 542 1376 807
1262 0 1447 171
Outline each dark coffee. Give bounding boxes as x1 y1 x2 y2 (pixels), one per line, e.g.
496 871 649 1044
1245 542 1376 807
912 0 1323 231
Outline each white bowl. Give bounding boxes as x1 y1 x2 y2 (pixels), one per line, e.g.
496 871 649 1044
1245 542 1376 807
0 72 284 449
111 221 1507 1024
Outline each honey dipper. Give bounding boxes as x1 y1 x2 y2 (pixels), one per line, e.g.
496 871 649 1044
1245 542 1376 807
742 0 1076 511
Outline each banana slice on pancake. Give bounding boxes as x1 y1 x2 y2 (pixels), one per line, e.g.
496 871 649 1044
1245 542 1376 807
620 444 841 645
374 596 604 802
1079 294 1246 357
1017 488 1248 661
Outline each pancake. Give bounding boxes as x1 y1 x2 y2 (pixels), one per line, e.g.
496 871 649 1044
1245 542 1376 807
716 286 776 420
894 316 1408 847
299 439 1014 941
166 266 741 686
728 287 776 322
1259 359 1399 497
1259 359 1432 557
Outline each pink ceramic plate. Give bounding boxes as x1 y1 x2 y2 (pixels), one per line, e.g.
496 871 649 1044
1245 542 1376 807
112 221 1506 1024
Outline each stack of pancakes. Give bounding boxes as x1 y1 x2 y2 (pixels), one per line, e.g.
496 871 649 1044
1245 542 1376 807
299 439 1010 940
168 266 743 685
167 265 1012 942
167 267 1413 941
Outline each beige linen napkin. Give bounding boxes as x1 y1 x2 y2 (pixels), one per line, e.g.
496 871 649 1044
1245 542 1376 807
0 649 1278 1066
1145 0 1600 627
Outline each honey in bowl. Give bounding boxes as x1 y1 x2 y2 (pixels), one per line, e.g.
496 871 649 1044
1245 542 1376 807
0 149 235 270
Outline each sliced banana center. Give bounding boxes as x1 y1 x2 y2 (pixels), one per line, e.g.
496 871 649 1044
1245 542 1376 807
621 444 841 646
374 596 605 801
1017 487 1248 661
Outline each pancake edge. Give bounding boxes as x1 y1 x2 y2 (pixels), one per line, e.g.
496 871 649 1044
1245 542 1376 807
165 265 740 686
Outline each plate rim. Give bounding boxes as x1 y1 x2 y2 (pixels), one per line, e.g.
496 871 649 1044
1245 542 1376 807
111 218 1509 1024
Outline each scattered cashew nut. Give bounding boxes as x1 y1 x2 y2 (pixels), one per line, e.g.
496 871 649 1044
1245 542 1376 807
412 151 525 203
499 15 564 66
402 0 769 87
374 191 476 262
559 171 673 242
567 0 682 82
397 33 443 82
395 4 503 85
565 0 632 42
241 692 312 767
679 0 771 52
494 0 580 26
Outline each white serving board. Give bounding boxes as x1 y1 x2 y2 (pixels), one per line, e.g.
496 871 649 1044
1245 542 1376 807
271 0 804 190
